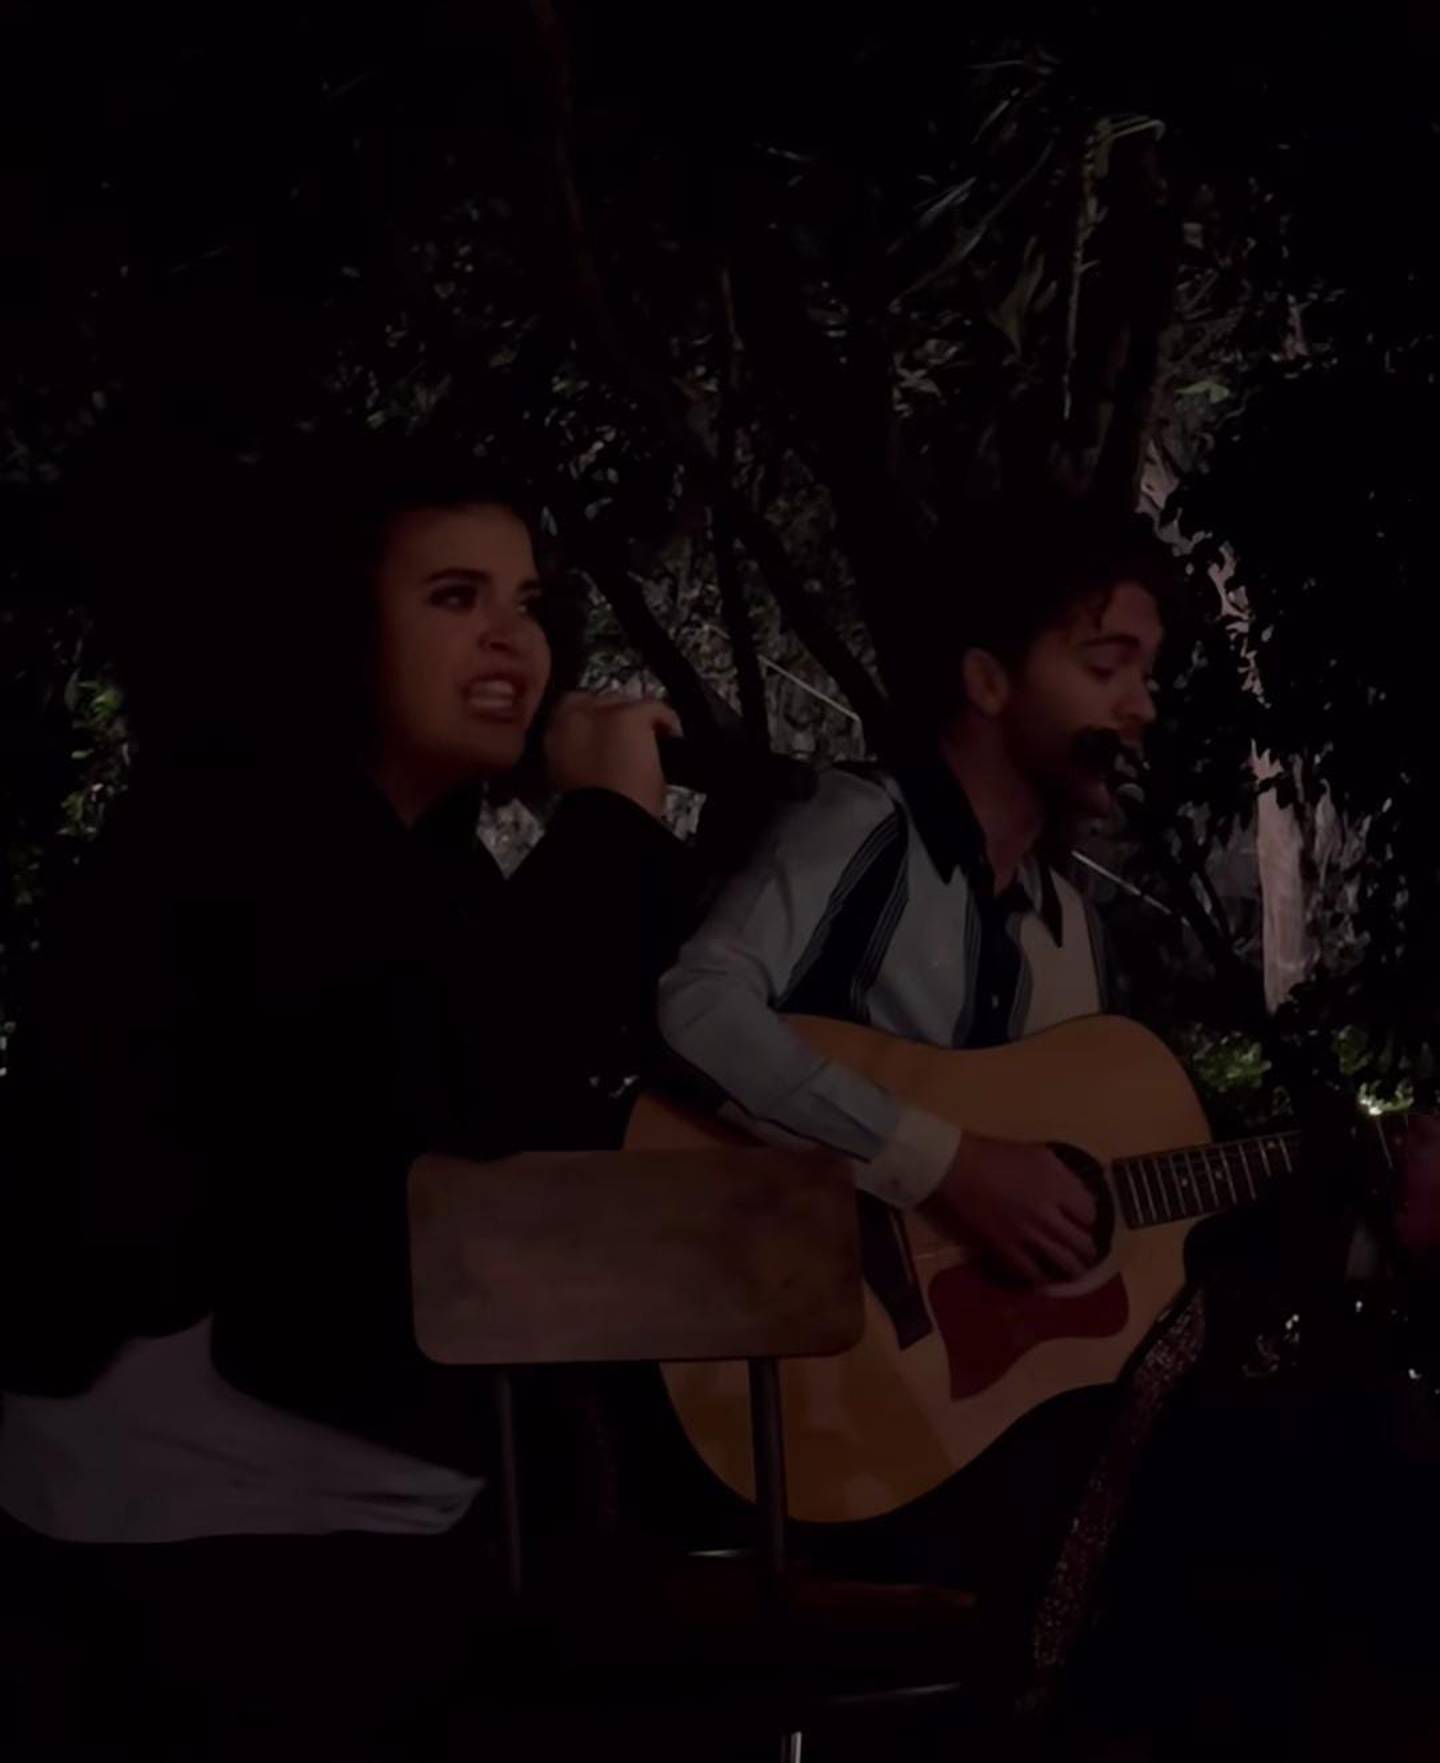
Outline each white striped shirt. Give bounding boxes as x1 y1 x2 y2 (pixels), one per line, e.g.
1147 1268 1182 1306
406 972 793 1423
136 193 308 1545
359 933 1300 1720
659 759 1107 1208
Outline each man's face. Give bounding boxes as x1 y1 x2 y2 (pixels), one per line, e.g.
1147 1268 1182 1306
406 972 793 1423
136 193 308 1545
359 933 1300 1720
995 581 1163 817
372 503 553 789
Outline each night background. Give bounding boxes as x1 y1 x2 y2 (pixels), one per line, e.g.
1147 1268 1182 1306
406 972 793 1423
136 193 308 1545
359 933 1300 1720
7 3 1440 1128
6 3 1440 1755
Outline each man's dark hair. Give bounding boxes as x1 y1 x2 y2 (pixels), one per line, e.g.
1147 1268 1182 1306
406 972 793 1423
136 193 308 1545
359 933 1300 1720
899 494 1179 735
74 428 582 769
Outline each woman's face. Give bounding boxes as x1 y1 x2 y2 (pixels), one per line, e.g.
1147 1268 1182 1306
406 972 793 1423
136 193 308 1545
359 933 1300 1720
372 503 552 806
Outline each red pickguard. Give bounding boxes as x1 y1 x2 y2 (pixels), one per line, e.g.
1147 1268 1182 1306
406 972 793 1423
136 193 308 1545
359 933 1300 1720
925 1262 1130 1399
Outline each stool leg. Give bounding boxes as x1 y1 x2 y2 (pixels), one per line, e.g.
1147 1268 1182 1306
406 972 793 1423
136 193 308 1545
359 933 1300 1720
747 1357 788 1589
494 1369 523 1598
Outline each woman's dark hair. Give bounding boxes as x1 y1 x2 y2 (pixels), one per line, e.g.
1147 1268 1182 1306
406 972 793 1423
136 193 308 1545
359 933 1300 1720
78 428 581 770
897 493 1180 736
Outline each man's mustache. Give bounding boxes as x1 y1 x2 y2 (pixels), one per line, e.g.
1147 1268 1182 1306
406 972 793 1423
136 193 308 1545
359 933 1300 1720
1071 728 1124 780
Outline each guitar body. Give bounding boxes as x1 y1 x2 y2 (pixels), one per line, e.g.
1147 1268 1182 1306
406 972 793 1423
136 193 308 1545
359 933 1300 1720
625 1013 1211 1523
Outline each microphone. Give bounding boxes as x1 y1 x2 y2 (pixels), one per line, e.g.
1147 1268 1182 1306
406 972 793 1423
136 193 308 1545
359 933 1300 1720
658 735 725 794
1067 729 1176 917
1071 728 1154 831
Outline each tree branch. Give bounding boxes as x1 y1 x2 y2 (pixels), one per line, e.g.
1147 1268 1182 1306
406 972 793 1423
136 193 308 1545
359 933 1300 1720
524 0 888 744
1066 128 1186 508
723 494 890 737
712 263 768 744
586 558 731 736
712 517 768 742
544 473 727 739
720 211 925 699
1092 152 1192 509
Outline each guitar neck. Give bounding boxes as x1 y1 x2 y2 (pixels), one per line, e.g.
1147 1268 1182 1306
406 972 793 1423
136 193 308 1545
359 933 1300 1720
1113 1115 1403 1230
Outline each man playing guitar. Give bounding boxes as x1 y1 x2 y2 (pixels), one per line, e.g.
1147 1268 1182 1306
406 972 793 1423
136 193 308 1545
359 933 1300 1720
656 494 1169 1607
660 497 1164 1291
657 492 1440 1685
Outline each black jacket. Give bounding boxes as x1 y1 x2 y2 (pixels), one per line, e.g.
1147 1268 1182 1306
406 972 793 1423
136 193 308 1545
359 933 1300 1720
0 758 694 1472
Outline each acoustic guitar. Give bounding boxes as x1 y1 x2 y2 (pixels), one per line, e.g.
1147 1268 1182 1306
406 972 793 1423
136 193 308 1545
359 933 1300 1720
626 1013 1398 1523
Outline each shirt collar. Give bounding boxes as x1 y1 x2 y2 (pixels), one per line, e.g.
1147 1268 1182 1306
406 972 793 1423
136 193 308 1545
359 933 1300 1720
893 755 1065 948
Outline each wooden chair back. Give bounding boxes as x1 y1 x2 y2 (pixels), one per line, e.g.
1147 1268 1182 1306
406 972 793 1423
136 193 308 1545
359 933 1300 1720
409 1146 864 1594
409 1147 864 1367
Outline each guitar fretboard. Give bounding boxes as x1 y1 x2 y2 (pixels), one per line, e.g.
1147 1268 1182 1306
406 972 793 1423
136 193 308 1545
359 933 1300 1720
1113 1134 1297 1228
1113 1116 1399 1229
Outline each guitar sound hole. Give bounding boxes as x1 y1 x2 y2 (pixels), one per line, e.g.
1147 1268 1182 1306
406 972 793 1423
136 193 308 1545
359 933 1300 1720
1050 1142 1115 1262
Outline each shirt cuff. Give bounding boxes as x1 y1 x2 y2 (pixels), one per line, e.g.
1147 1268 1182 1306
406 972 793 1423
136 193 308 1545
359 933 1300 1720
859 1105 961 1210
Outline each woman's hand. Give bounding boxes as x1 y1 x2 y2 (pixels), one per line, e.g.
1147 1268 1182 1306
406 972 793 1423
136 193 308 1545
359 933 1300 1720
543 691 683 820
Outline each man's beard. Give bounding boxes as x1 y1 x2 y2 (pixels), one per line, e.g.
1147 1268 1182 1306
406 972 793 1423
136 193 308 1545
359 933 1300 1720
1070 727 1124 782
1042 727 1123 824
1002 718 1125 825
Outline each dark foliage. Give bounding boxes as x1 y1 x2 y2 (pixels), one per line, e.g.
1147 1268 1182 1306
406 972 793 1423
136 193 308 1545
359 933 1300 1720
3 1 1439 1117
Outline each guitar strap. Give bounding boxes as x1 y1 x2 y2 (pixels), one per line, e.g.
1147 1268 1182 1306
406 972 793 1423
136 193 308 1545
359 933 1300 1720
857 1192 935 1349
